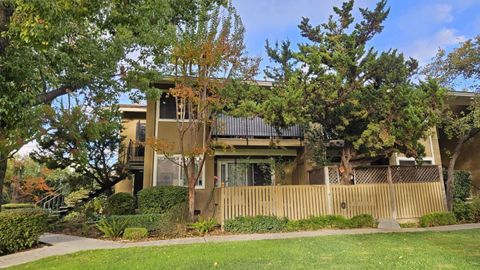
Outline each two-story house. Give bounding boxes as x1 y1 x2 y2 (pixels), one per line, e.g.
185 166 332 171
116 81 445 218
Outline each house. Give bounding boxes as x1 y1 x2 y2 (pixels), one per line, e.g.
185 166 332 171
115 81 446 221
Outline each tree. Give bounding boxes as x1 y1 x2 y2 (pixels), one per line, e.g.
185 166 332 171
144 1 259 220
262 0 444 184
424 36 480 210
0 0 199 210
31 105 128 205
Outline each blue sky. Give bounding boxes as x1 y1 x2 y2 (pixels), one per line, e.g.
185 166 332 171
233 0 480 81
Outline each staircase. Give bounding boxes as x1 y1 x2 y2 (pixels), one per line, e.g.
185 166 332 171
36 191 70 217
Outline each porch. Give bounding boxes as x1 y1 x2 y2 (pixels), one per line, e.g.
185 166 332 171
213 165 447 224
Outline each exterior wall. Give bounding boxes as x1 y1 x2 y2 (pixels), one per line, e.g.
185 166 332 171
143 100 156 189
389 128 442 166
115 111 146 194
439 131 480 192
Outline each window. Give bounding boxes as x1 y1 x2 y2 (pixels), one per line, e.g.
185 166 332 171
155 155 204 188
397 157 433 166
217 159 273 187
159 94 177 119
159 93 189 120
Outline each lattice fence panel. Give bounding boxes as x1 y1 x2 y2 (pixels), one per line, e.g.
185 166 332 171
328 166 340 184
354 167 389 184
391 166 440 183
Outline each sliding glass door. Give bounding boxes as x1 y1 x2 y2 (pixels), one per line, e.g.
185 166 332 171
218 159 274 187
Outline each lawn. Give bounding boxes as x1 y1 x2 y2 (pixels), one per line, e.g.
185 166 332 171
9 229 480 270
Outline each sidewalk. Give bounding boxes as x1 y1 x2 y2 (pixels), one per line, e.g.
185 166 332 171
1 223 479 268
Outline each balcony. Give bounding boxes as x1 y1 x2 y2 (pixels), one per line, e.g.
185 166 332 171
213 115 303 147
125 140 145 168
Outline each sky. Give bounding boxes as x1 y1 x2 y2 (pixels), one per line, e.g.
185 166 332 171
233 0 480 80
18 0 480 156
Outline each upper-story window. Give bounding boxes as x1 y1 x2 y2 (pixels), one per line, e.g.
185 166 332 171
159 93 189 120
136 122 146 142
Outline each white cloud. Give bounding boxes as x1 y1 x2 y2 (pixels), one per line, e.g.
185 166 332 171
406 28 466 64
432 4 454 23
17 141 39 157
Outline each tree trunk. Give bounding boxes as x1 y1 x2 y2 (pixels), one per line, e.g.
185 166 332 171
0 156 7 212
187 161 196 221
340 146 354 185
446 136 465 211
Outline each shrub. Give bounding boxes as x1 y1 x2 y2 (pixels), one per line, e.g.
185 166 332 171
123 228 148 240
453 199 473 222
1 203 35 210
285 215 375 231
138 186 188 214
399 222 418 228
224 216 288 233
107 203 189 236
1 192 10 204
419 212 456 227
96 217 127 238
350 214 376 228
453 171 472 201
106 193 135 215
0 209 48 255
189 218 218 235
470 196 480 222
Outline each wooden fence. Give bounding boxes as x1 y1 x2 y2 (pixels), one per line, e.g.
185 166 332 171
215 166 447 225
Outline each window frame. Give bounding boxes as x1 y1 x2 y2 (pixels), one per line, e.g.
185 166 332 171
396 157 434 166
216 158 276 187
154 154 205 189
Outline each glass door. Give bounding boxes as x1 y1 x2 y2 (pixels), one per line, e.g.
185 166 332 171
219 159 274 187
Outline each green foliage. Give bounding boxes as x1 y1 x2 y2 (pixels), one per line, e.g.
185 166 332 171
106 193 135 216
224 216 288 233
0 209 48 254
189 218 218 235
96 217 127 239
399 222 418 228
453 199 474 223
224 214 377 233
349 214 377 228
419 212 456 227
262 1 444 171
470 196 480 222
123 228 148 241
107 203 188 237
454 171 472 201
108 214 165 232
1 203 35 210
137 186 188 214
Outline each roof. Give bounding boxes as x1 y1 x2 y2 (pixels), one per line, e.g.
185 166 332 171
446 91 477 106
118 104 147 113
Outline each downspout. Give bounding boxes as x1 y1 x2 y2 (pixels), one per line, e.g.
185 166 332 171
152 100 159 186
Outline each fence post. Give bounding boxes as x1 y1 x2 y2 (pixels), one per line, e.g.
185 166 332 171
324 166 333 215
438 165 448 211
220 187 225 229
387 166 397 219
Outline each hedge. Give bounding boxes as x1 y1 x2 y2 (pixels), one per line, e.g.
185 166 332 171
123 228 148 240
137 186 188 214
0 209 48 255
419 212 456 227
453 171 472 201
105 203 188 236
224 214 377 233
106 193 135 215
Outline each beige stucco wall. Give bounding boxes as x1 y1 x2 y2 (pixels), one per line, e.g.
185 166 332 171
389 128 442 166
439 131 480 192
115 115 146 194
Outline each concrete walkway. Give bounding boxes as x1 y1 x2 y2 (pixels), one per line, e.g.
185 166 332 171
1 223 479 268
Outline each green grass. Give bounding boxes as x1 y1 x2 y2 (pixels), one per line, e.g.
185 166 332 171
9 229 480 270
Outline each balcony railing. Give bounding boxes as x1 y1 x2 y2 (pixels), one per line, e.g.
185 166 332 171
213 114 303 139
126 139 145 165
